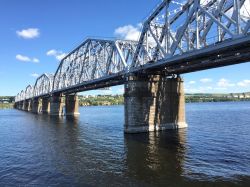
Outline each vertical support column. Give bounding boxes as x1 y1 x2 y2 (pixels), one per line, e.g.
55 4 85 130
155 76 187 130
32 98 42 114
65 94 80 116
124 74 187 133
42 97 50 114
124 74 159 133
17 101 22 110
25 99 32 111
18 101 23 110
50 94 64 116
22 101 25 110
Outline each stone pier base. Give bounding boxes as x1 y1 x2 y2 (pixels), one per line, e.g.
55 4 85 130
21 101 25 110
32 98 42 114
50 95 64 116
25 100 32 111
65 95 79 116
16 102 21 110
124 75 187 133
42 97 50 114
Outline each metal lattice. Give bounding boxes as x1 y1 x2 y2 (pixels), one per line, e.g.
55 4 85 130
15 0 250 102
33 73 54 97
53 39 137 91
132 0 250 68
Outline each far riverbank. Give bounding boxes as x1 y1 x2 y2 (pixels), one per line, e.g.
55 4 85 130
1 94 250 109
78 94 250 106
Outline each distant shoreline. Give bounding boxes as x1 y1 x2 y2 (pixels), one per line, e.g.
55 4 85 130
79 99 250 107
0 103 13 109
1 97 250 109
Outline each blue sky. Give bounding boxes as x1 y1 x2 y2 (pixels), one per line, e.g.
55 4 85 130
0 0 249 96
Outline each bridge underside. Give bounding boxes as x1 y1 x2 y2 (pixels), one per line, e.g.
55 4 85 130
15 75 187 133
133 36 250 75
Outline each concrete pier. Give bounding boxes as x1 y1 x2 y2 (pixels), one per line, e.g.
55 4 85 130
32 98 42 114
65 94 79 116
22 101 25 110
16 102 21 110
154 76 187 130
42 97 50 114
50 94 64 116
124 75 187 133
19 102 22 110
24 99 32 111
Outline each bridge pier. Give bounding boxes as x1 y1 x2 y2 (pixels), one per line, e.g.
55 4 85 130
19 102 23 110
24 99 32 111
65 94 79 116
50 94 64 116
124 75 187 133
22 101 25 110
32 98 42 114
15 102 19 109
42 97 50 114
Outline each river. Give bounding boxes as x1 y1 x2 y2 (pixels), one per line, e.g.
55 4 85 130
0 102 250 186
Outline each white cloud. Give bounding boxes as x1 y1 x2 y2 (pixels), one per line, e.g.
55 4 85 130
16 54 31 62
217 78 235 88
185 86 213 93
214 87 227 91
16 54 39 63
114 24 141 41
56 53 67 60
30 73 39 78
188 81 196 84
33 58 39 63
200 78 212 83
46 49 57 56
237 80 250 87
47 49 67 61
16 28 40 39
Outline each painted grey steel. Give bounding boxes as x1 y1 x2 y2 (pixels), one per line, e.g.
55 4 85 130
15 0 250 102
33 73 54 98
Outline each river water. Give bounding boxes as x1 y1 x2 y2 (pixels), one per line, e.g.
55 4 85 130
0 102 250 186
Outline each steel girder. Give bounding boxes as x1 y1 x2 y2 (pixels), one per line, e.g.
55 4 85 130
15 93 21 102
53 38 137 91
25 85 33 100
17 90 25 102
14 0 250 102
131 0 250 68
33 73 54 97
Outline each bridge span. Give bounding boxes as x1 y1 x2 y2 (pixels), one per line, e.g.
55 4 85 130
15 0 250 133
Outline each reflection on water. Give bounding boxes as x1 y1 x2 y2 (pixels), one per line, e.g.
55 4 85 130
0 102 250 186
125 130 187 186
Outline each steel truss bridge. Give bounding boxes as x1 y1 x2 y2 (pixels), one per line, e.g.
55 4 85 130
15 0 250 102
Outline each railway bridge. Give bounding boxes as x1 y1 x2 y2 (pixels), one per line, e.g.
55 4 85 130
14 0 250 133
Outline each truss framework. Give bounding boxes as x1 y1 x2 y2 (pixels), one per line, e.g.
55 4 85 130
53 39 137 91
132 0 250 67
33 74 54 97
15 0 250 102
